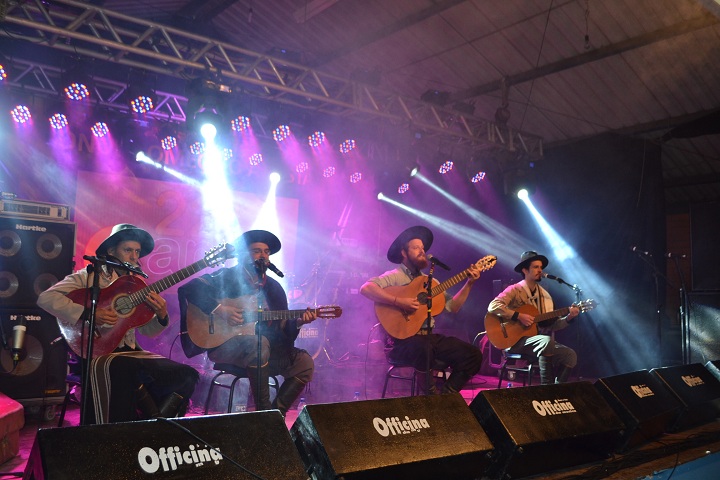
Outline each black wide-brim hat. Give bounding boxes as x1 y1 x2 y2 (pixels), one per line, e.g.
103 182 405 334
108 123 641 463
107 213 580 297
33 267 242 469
514 250 549 273
387 226 433 264
236 230 282 255
95 224 155 258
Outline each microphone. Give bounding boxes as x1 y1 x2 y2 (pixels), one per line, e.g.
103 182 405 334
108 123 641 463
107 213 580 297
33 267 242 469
265 261 285 278
665 253 687 259
427 254 450 271
631 246 652 256
542 273 558 280
12 316 27 367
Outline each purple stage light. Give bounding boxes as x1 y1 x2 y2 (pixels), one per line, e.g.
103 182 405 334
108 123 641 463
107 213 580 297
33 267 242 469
296 162 309 173
339 139 356 154
471 171 486 183
91 122 109 137
273 125 291 142
65 83 90 101
11 105 32 124
398 183 409 194
49 113 68 129
308 131 326 147
249 153 263 166
189 141 205 155
322 166 336 178
349 172 362 183
161 136 177 150
439 160 454 174
231 116 251 132
130 95 154 114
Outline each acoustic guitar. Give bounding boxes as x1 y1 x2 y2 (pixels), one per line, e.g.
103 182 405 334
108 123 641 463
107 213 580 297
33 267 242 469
186 296 343 349
61 244 231 358
484 299 596 350
375 255 497 340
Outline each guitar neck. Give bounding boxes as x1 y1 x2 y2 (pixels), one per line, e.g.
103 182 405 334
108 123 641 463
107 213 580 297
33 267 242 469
252 309 310 322
430 269 470 297
127 258 211 308
535 306 571 323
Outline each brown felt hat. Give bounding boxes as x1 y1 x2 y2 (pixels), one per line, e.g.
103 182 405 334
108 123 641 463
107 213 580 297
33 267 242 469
386 226 433 264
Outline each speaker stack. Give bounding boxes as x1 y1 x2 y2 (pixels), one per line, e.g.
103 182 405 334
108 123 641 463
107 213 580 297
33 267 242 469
470 382 625 479
650 363 720 432
24 411 307 479
594 369 683 452
290 393 493 479
0 209 75 408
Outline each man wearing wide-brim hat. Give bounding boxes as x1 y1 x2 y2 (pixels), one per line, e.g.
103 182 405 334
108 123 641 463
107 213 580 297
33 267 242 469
488 250 579 385
178 229 317 416
360 226 484 395
37 223 199 424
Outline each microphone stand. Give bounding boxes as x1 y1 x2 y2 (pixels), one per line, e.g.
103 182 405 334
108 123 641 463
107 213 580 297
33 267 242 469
669 257 690 364
634 253 675 362
79 255 144 426
424 263 435 395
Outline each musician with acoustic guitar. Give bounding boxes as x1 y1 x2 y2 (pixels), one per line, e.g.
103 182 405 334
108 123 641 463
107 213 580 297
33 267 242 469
487 251 579 385
37 224 199 424
178 230 322 417
360 226 485 395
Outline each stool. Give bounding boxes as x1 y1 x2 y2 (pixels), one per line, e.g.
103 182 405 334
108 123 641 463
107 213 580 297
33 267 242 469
204 363 280 414
57 374 82 427
497 350 538 388
381 359 449 398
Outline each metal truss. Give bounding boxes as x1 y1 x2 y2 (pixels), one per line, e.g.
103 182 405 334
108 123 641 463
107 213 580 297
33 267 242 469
1 0 543 157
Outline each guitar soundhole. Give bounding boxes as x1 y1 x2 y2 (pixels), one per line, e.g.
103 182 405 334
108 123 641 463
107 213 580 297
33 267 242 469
417 292 428 305
114 296 134 315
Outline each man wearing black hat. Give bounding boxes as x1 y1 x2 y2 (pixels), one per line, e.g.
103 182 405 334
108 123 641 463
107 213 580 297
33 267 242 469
38 224 199 424
487 251 579 384
178 230 317 416
360 226 484 395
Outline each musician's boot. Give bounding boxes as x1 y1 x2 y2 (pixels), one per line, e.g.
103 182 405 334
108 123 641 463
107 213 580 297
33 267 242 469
556 366 573 384
158 392 185 418
272 376 306 416
539 356 554 385
247 365 272 411
136 384 160 419
442 371 471 394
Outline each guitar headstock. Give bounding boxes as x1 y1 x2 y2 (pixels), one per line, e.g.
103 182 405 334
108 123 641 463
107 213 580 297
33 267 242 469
574 299 597 313
316 305 343 319
205 243 234 268
475 255 498 272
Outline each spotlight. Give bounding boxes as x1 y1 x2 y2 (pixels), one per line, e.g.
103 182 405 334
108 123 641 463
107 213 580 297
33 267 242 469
62 62 93 101
130 95 154 114
409 166 420 178
398 183 409 194
0 64 7 82
471 171 486 183
125 73 157 113
91 122 109 137
249 153 263 165
517 189 529 200
296 162 309 173
377 192 385 200
269 172 281 184
439 160 454 174
273 125 291 142
189 141 205 155
10 105 31 124
349 172 362 183
48 113 68 129
231 115 251 132
161 135 177 150
64 82 90 101
323 166 336 178
200 123 217 141
308 131 326 147
339 139 356 154
223 148 233 160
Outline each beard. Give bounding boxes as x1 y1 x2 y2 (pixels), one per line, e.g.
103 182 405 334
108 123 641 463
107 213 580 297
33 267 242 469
410 255 429 270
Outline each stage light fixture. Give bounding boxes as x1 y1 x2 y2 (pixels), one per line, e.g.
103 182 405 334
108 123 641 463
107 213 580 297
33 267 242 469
189 141 205 155
48 113 68 129
161 135 177 150
200 123 217 141
10 105 31 124
62 61 93 101
323 166 336 178
420 89 450 106
308 131 326 147
339 139 356 154
91 122 109 138
377 192 385 200
125 73 157 114
517 189 529 200
0 64 7 82
349 172 362 183
439 160 454 174
410 166 420 177
249 153 263 166
273 125 291 142
398 183 410 194
231 115 251 132
296 162 309 173
270 172 281 184
223 148 233 160
471 171 486 183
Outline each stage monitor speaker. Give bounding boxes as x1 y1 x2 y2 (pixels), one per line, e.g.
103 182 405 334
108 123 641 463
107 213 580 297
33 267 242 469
290 393 493 480
704 360 720 382
23 411 307 480
594 369 683 452
0 308 66 401
470 382 625 479
650 363 720 432
0 216 75 308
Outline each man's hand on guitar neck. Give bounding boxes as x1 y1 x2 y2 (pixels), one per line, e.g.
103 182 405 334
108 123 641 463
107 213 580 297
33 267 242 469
298 308 318 326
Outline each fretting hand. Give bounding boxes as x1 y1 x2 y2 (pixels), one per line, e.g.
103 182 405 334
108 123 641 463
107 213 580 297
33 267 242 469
144 291 168 319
